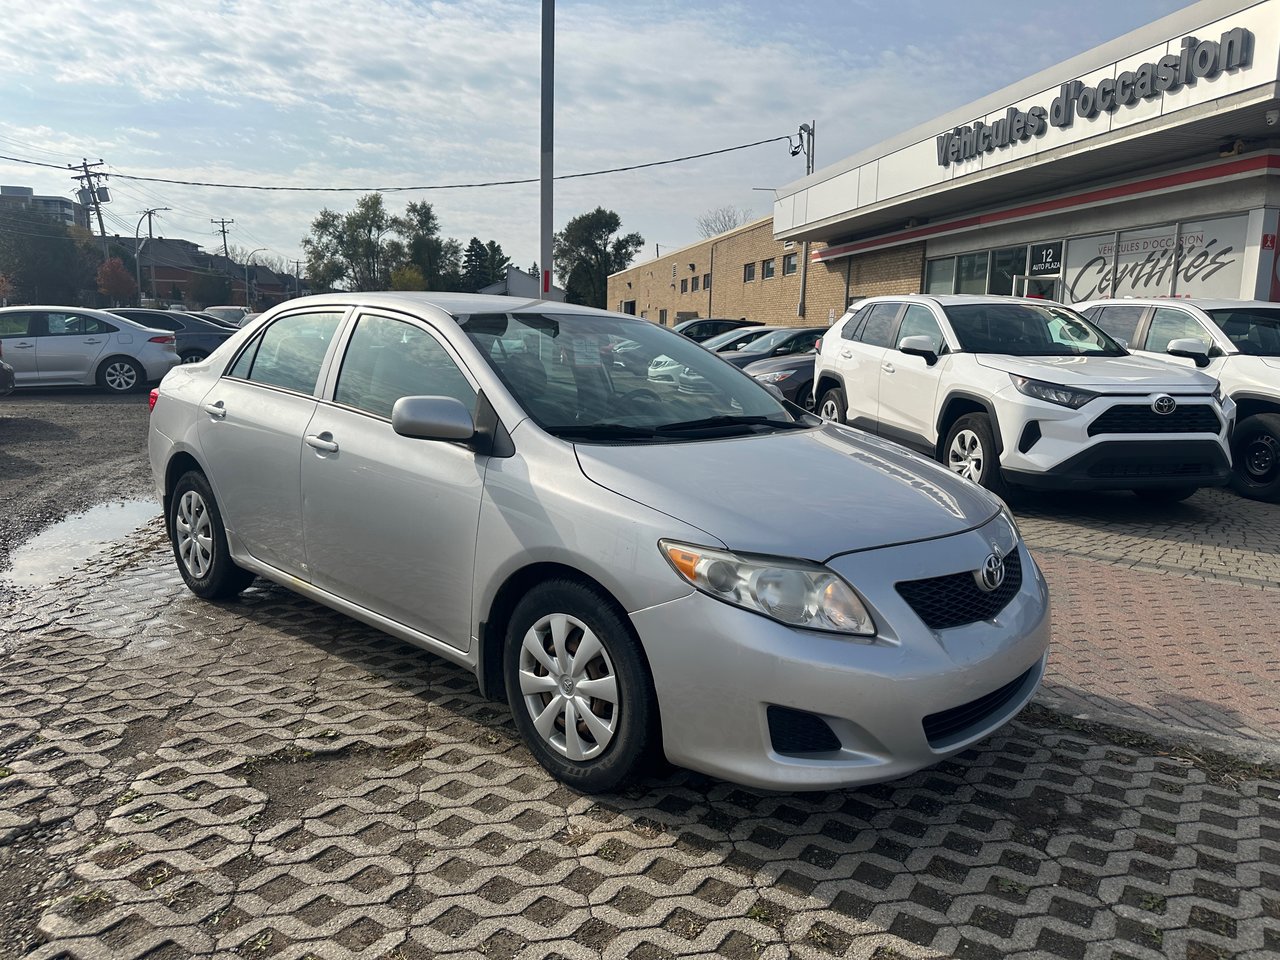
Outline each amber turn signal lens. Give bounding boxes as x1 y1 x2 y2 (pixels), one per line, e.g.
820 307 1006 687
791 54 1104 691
664 544 701 581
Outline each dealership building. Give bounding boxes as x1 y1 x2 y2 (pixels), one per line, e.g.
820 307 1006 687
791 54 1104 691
608 0 1280 325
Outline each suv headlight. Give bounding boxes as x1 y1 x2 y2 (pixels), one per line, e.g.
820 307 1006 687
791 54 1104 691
660 540 876 636
1010 375 1098 409
753 370 794 384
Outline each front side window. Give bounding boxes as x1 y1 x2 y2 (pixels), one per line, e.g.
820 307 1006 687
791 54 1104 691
761 259 776 280
783 253 798 276
945 303 1123 357
1205 307 1280 357
460 312 801 443
45 313 115 336
897 305 945 352
229 310 344 395
743 262 756 283
857 303 902 348
335 313 475 418
1093 305 1145 345
1145 308 1212 354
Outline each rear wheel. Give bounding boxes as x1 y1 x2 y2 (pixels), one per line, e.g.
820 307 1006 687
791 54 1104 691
1132 486 1197 503
179 350 207 364
96 356 145 394
943 413 1009 498
793 380 814 412
818 387 846 424
1230 413 1280 502
504 580 655 793
169 470 255 599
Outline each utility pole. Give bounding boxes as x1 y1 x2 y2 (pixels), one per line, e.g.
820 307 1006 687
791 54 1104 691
540 0 554 298
211 218 234 260
291 260 302 298
795 121 815 319
134 207 170 305
71 159 110 259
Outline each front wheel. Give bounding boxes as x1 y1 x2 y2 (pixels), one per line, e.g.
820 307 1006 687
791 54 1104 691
169 470 255 599
504 580 656 793
942 413 1009 498
96 356 145 394
818 387 846 424
1230 413 1280 502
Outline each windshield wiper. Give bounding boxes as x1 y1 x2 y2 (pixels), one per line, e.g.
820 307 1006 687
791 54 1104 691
546 423 660 441
655 415 806 434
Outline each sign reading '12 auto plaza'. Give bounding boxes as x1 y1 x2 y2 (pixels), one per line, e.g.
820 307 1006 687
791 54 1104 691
935 27 1253 168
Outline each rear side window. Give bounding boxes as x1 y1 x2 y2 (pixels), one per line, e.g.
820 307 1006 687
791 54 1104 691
135 314 183 332
840 307 870 340
1093 305 1145 345
229 311 343 395
46 313 116 336
334 314 475 419
857 303 902 348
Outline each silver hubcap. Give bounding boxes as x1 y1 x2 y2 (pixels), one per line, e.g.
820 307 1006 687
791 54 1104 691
104 361 137 391
819 398 840 421
518 612 619 761
948 429 984 482
175 490 214 579
180 354 202 365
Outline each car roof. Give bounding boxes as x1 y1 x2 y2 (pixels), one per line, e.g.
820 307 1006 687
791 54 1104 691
856 294 1068 307
273 291 634 321
1074 297 1280 310
0 304 166 328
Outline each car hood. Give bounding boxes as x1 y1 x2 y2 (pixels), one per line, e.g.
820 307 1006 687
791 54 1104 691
974 353 1217 392
574 423 999 561
743 354 816 376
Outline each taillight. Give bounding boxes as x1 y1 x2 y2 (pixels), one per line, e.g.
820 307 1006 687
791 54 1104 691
815 337 823 352
149 335 175 344
148 388 159 411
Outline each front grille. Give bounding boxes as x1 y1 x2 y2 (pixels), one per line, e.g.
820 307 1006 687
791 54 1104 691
1087 460 1214 479
922 665 1034 747
896 548 1022 631
1087 403 1220 436
767 706 841 755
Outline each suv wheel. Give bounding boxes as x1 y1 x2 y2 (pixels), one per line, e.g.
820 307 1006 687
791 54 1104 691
1231 413 1280 502
818 387 846 424
943 413 1009 498
504 580 656 793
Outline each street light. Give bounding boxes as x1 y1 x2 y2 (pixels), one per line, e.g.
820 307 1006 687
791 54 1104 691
134 207 170 305
244 248 266 309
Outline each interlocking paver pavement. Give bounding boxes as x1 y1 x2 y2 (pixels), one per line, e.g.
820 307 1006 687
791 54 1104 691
4 523 1280 959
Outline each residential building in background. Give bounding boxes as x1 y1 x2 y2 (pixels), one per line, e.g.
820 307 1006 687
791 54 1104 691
0 184 90 229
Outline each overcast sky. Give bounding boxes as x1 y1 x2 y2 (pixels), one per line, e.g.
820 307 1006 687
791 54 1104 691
0 0 1182 277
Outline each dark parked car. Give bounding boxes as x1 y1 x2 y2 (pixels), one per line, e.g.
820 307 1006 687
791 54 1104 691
0 342 14 396
672 317 761 342
700 326 780 353
744 353 817 410
720 326 825 368
108 308 235 364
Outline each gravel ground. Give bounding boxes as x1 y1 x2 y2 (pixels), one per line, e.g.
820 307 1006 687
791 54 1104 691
0 388 155 598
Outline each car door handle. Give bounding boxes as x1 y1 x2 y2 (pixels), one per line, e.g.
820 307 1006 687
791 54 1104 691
202 401 226 419
10 343 33 349
839 350 853 358
83 338 103 344
882 362 896 374
305 433 339 453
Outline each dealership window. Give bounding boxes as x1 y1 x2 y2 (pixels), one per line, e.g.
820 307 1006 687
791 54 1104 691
691 275 700 292
783 253 798 276
703 273 711 290
680 278 688 294
955 252 988 295
925 257 955 294
743 262 756 282
988 246 1027 297
762 258 776 280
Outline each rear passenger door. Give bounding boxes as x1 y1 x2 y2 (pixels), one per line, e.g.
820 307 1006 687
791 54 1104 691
0 312 40 382
197 308 347 577
839 301 902 429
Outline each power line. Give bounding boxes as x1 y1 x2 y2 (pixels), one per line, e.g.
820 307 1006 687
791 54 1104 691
0 134 792 194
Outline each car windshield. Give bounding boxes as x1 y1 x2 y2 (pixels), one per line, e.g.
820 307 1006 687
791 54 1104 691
944 302 1125 357
1205 308 1280 357
701 327 771 351
459 312 805 443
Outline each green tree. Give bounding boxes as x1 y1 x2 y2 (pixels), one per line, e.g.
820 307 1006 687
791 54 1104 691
553 208 643 308
389 201 467 291
0 207 83 303
301 193 395 292
96 257 137 305
188 273 231 306
484 241 511 285
462 237 489 292
390 264 426 290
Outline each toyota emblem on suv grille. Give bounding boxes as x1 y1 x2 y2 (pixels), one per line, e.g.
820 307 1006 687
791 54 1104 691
1152 394 1177 415
975 550 1005 593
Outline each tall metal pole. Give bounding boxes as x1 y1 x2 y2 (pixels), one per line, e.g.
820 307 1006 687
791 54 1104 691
244 248 266 309
540 0 554 298
797 121 815 319
134 207 169 305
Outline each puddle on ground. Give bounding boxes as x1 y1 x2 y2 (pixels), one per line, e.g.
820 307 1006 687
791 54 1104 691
4 499 160 589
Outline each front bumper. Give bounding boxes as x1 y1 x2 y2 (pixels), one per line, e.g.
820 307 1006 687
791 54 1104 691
0 360 14 396
1003 439 1230 490
630 518 1050 791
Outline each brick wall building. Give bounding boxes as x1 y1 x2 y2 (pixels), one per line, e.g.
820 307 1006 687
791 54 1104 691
607 217 924 328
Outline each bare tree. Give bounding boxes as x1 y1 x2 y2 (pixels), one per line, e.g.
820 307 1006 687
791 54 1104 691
695 206 753 239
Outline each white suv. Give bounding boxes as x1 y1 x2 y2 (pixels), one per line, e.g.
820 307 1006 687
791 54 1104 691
813 295 1234 501
1076 298 1280 502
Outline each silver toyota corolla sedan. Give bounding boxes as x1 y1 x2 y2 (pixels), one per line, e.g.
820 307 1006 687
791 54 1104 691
148 293 1050 793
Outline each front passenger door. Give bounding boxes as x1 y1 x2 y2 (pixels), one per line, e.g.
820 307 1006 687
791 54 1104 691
877 304 947 451
300 311 485 650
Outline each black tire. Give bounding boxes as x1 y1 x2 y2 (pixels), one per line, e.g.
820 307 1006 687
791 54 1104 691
942 413 1010 498
179 350 207 364
818 387 846 424
96 355 146 394
793 380 814 412
1132 486 1197 503
169 470 255 599
504 579 656 794
1230 413 1280 502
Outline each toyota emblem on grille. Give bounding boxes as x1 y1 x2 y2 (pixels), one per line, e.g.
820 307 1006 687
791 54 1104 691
975 551 1005 593
1152 394 1177 415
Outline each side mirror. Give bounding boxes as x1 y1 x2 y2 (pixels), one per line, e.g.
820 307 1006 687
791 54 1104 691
391 395 476 441
898 334 939 366
1166 338 1211 368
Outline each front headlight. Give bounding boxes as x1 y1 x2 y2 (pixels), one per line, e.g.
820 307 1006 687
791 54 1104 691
660 540 876 636
1010 375 1098 409
754 370 795 384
